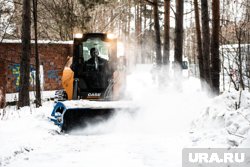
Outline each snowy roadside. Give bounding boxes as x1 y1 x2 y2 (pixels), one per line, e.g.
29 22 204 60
5 91 57 102
0 102 57 166
190 90 250 148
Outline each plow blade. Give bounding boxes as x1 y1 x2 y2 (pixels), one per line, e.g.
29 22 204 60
50 100 135 132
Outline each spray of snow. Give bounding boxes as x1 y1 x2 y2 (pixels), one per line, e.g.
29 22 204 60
71 64 210 136
70 64 250 148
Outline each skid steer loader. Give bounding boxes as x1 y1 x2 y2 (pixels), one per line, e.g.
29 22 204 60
50 33 133 131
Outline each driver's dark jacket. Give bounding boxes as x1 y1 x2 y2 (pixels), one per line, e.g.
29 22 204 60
78 57 112 91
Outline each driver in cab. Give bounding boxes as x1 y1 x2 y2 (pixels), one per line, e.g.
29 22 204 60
85 47 107 71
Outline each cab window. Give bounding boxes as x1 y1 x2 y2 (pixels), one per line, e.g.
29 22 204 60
82 38 110 62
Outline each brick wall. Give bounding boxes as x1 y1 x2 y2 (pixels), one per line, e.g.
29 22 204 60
0 41 73 93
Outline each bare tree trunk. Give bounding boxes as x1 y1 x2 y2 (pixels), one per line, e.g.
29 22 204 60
0 61 6 110
247 0 250 91
0 86 6 108
138 0 142 63
201 0 211 84
135 2 140 63
149 5 153 31
210 0 220 95
33 0 41 107
174 0 184 66
237 35 245 90
221 45 225 91
221 0 225 91
127 0 131 38
143 2 147 31
194 0 204 80
163 0 170 65
142 2 147 63
18 0 31 108
153 0 162 66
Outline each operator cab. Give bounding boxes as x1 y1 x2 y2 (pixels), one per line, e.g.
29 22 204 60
71 33 117 100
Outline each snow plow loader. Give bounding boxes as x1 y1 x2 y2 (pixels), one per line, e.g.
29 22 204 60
50 33 132 131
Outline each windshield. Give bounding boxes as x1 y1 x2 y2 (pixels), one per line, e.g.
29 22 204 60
82 38 110 62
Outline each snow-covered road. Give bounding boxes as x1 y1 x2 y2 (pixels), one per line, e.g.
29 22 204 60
0 106 192 167
0 100 189 167
1 64 250 167
6 130 186 167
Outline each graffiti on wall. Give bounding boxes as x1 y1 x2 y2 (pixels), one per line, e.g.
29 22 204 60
47 70 60 81
8 64 35 91
8 64 60 91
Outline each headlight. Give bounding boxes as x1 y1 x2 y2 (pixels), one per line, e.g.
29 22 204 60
73 33 83 39
107 33 116 39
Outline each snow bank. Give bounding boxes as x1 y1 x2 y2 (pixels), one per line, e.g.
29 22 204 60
0 102 57 166
190 90 250 147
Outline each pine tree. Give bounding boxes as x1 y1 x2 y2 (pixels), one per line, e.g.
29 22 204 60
18 0 31 108
33 0 42 107
210 0 220 94
194 0 204 81
163 0 170 65
201 0 211 84
153 0 162 66
174 0 184 67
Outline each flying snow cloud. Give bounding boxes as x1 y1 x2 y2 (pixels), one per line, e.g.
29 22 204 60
72 64 211 136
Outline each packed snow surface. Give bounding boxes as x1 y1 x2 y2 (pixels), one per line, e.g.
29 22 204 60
0 64 250 167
